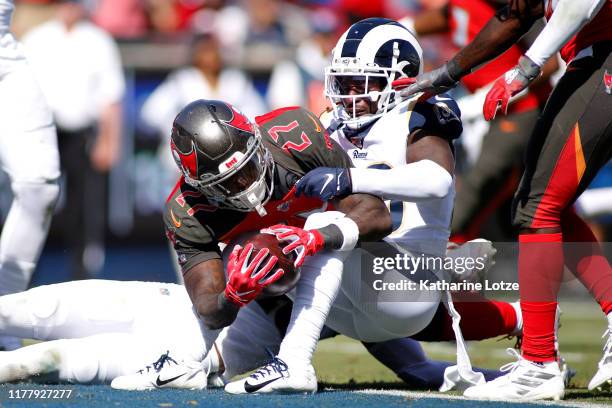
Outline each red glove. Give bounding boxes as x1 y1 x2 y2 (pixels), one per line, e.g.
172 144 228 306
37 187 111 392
483 55 541 121
261 224 325 268
224 243 284 307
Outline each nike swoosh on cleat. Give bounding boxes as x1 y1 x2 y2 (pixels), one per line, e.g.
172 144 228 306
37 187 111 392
156 373 186 387
243 376 281 393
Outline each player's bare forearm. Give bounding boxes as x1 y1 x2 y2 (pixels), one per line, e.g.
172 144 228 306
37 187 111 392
336 194 392 242
450 0 543 79
183 259 239 330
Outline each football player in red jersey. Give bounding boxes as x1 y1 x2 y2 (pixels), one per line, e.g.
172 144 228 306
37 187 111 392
156 99 390 392
403 0 612 401
403 0 558 242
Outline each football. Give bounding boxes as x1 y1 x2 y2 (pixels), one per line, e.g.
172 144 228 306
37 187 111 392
224 231 300 297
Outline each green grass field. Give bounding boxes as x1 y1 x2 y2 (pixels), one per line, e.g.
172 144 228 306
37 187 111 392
312 300 612 405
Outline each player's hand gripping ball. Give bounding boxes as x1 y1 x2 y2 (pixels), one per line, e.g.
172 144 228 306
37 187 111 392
225 232 301 299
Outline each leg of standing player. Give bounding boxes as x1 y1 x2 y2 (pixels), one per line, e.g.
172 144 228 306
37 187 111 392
515 48 612 365
466 43 612 400
0 60 60 350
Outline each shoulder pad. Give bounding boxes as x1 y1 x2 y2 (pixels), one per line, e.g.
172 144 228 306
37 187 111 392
408 94 463 141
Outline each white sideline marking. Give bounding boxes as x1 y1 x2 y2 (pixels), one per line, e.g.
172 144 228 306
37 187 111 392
354 389 609 408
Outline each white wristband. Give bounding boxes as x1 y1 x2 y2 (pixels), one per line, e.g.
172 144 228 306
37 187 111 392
331 216 360 251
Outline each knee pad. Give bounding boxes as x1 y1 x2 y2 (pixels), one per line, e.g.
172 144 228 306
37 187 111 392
0 287 65 338
12 179 60 214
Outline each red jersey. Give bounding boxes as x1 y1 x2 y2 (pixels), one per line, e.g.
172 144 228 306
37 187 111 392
448 0 547 113
545 0 612 63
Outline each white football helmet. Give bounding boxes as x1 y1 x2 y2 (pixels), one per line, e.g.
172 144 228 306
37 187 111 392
325 17 423 131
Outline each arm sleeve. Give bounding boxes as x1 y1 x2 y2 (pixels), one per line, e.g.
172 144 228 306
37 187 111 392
525 0 607 66
350 159 453 202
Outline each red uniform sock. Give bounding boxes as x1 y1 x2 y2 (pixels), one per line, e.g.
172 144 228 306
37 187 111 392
519 232 563 362
562 209 612 314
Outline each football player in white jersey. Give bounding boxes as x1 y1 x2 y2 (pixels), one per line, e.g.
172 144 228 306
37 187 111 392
0 0 60 349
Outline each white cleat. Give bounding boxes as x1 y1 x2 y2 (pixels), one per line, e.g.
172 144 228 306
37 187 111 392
463 348 564 401
446 239 497 285
588 328 612 391
224 355 317 394
111 351 207 391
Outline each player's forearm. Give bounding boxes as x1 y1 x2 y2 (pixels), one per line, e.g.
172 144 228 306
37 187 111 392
183 260 239 330
525 0 607 66
450 1 541 79
350 160 453 202
330 194 392 245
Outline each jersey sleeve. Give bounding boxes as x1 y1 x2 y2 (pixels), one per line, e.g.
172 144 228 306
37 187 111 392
256 106 353 177
409 94 463 142
163 180 222 274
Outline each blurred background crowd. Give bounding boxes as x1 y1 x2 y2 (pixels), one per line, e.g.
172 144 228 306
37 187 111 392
5 0 612 285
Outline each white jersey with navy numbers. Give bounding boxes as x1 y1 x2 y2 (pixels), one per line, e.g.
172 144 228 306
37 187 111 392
324 94 462 257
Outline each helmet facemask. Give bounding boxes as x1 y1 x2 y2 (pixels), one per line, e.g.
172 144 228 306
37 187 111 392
173 127 275 217
325 46 412 131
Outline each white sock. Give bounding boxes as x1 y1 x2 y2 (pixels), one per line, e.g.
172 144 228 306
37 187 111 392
202 343 220 375
214 302 283 378
277 251 344 367
194 314 221 363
